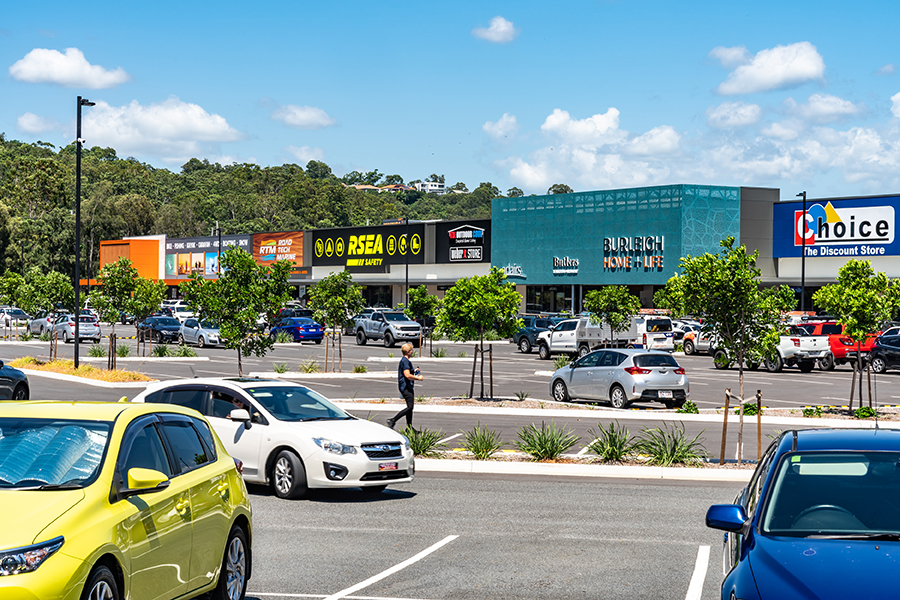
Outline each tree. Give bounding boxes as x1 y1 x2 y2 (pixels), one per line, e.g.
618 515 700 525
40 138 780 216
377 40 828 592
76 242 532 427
449 182 469 193
0 270 25 306
660 237 794 460
180 247 292 375
305 160 333 180
436 267 522 398
813 260 900 411
383 174 404 186
426 174 445 183
404 285 441 352
92 257 140 336
130 277 167 325
507 187 524 198
547 183 574 195
308 271 365 372
583 286 642 346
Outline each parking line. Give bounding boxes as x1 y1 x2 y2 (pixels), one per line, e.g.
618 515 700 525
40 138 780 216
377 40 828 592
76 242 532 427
685 545 710 600
438 433 462 444
322 535 459 600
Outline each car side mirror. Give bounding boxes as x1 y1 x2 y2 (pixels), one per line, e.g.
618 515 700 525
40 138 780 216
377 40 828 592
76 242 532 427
120 467 171 499
231 408 252 429
706 504 749 533
0 360 3 368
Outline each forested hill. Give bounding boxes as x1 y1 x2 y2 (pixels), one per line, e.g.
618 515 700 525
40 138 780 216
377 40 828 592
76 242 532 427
0 136 497 277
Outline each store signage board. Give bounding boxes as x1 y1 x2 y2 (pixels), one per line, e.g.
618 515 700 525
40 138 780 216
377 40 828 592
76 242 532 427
252 231 304 272
313 223 426 268
165 235 251 278
773 196 900 258
435 220 491 264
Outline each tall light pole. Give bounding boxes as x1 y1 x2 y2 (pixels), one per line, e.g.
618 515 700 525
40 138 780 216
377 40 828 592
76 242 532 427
797 190 807 312
74 96 95 368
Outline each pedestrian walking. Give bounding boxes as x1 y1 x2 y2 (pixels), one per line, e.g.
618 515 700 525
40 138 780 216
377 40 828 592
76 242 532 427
387 343 423 430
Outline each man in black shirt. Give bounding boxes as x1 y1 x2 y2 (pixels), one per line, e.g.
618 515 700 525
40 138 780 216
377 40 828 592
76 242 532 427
387 343 423 430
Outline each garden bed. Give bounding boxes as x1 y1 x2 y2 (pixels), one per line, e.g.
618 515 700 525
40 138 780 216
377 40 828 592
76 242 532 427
10 357 153 383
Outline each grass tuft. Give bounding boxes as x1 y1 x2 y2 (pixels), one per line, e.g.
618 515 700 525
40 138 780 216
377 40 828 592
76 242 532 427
514 421 579 461
461 423 504 460
87 344 107 357
353 364 367 373
402 425 445 457
676 400 699 414
116 343 131 357
274 331 294 344
634 422 707 467
299 359 320 373
587 420 635 462
553 355 572 370
272 362 288 373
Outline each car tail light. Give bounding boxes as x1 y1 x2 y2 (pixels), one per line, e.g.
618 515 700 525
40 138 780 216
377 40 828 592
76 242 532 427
839 337 853 345
791 338 800 347
674 367 685 374
624 366 652 375
643 334 647 346
233 458 243 474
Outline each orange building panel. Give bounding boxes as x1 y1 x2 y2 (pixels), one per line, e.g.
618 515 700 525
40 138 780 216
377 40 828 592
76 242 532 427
98 239 161 281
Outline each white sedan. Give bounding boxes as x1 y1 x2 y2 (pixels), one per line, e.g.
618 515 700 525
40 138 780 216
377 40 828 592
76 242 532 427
131 378 414 498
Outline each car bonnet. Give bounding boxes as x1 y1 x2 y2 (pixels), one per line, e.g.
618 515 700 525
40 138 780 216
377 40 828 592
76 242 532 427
0 489 85 548
279 416 405 444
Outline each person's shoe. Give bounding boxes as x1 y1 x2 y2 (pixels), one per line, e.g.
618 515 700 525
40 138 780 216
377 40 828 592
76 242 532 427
386 419 395 429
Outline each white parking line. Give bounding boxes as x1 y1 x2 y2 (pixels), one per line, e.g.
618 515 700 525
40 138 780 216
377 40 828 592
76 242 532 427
685 545 710 600
322 535 459 600
438 433 462 444
252 594 437 599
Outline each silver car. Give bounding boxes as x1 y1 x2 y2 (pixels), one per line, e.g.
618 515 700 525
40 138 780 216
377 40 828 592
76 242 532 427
178 318 220 347
51 314 102 343
1 307 31 328
549 349 689 409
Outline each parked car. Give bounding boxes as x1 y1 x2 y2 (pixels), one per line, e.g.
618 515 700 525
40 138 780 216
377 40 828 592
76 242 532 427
0 307 31 328
131 378 415 498
707 428 900 600
51 314 102 343
179 318 221 347
549 348 689 409
0 400 252 600
269 317 324 343
171 305 195 323
354 311 422 347
682 326 717 355
671 321 698 342
0 359 29 399
869 334 900 374
537 314 676 360
512 315 564 354
797 320 880 370
137 316 182 343
28 310 69 335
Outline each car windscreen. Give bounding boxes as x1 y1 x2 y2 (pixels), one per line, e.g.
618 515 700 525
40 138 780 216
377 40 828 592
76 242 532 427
244 386 351 422
175 306 191 313
156 318 180 326
761 451 900 538
78 316 97 323
200 321 218 329
382 312 410 322
7 310 28 318
633 354 679 368
645 319 672 332
0 418 111 489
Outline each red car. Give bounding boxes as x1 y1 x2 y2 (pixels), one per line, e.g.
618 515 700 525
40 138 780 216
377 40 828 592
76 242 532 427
797 321 879 370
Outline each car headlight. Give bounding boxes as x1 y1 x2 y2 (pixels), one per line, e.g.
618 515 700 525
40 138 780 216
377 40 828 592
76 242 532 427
313 438 357 455
0 537 64 576
401 434 411 451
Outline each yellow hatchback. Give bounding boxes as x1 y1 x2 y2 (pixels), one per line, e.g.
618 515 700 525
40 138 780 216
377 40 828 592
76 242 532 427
0 401 252 600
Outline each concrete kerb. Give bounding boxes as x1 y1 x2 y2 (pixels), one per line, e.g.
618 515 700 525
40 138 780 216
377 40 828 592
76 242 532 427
248 371 393 379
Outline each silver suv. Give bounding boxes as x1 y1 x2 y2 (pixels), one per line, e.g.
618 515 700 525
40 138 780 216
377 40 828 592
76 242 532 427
355 311 422 347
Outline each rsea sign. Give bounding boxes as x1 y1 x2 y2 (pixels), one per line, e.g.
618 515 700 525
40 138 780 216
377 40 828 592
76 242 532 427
313 223 425 272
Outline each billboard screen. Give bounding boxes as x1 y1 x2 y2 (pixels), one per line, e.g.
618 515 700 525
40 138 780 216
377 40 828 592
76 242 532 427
165 235 252 278
252 231 303 271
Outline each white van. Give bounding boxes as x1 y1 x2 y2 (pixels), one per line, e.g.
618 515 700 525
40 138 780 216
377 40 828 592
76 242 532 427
538 315 675 359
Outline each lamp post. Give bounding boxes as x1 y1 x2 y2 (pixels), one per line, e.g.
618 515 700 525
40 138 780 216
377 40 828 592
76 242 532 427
215 220 222 276
74 96 95 368
405 217 409 306
797 191 807 312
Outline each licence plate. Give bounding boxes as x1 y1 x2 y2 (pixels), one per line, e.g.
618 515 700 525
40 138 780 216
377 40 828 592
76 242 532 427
658 390 673 398
379 462 399 471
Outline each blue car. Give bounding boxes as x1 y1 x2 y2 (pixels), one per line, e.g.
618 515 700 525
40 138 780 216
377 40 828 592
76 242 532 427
0 359 29 399
707 428 900 599
270 317 324 343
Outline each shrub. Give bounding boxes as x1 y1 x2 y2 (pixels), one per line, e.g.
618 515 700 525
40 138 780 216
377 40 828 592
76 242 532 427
676 400 699 414
515 390 530 401
674 342 684 353
175 344 198 357
483 329 502 341
735 401 761 416
553 355 572 370
274 331 294 344
116 343 131 357
87 344 107 357
353 364 367 373
151 344 172 357
402 425 445 457
39 332 51 342
854 406 877 419
514 421 579 461
457 351 467 358
802 406 823 418
18 331 33 341
635 423 707 467
432 347 447 358
462 423 503 460
587 420 635 462
272 362 288 373
299 360 320 373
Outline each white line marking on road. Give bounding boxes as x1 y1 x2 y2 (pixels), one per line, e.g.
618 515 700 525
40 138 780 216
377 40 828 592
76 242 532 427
685 545 710 600
438 433 462 444
251 594 438 600
322 535 459 600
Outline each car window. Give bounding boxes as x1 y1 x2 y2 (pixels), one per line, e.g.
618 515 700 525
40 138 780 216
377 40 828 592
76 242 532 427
743 440 778 515
645 319 672 332
189 417 218 462
575 352 602 368
599 352 620 367
822 324 843 335
634 354 679 368
158 419 212 474
149 388 209 414
157 317 180 326
383 313 408 322
557 321 577 332
244 385 350 422
536 319 551 328
209 389 249 419
120 422 173 479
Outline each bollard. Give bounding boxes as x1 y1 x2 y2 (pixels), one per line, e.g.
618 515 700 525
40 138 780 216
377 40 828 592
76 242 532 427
719 388 731 465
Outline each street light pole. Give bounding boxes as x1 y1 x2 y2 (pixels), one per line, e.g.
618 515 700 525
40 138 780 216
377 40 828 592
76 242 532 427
405 217 409 306
216 220 222 276
74 96 95 368
797 191 807 312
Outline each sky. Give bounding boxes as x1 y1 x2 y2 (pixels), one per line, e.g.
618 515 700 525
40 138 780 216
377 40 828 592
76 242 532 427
3 0 900 200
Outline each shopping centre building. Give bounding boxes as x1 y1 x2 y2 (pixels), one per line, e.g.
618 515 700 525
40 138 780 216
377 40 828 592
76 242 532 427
98 184 900 313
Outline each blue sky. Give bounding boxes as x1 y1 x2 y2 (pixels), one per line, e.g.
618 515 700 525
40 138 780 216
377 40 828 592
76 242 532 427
4 0 900 199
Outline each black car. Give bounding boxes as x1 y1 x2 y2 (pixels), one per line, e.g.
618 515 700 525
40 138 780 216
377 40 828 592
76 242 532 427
137 316 182 343
870 334 900 374
513 315 564 354
0 360 29 399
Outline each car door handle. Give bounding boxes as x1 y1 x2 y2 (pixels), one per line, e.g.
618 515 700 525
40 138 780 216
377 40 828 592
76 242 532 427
216 481 229 498
175 497 190 516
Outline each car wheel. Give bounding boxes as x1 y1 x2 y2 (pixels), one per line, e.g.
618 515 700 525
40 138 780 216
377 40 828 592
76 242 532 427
197 336 206 349
81 564 120 600
314 338 322 345
552 379 570 402
577 345 591 358
209 525 249 600
663 400 675 410
272 450 308 499
713 350 730 370
683 340 695 355
518 337 532 353
63 330 70 344
383 332 394 348
817 353 835 371
871 355 887 374
154 331 162 344
745 360 760 371
12 384 28 400
798 360 815 373
361 485 387 495
356 330 367 346
538 343 550 360
40 326 45 335
765 354 783 373
609 385 628 409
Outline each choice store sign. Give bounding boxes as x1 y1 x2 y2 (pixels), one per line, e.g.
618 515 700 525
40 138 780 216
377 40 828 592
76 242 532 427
773 195 900 258
313 223 425 272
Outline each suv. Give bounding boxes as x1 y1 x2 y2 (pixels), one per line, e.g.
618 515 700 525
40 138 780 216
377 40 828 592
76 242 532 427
513 315 562 354
869 335 900 374
797 321 879 370
355 311 422 347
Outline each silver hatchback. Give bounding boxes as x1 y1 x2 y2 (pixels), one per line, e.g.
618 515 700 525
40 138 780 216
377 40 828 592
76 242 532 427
549 349 689 409
51 314 102 343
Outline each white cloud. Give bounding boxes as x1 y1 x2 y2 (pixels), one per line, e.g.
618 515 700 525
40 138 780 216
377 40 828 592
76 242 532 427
9 47 130 88
709 46 750 68
287 145 325 163
271 105 336 129
472 16 518 43
706 101 762 129
891 92 900 118
540 108 627 148
483 113 518 139
877 64 895 76
762 120 803 141
17 112 60 134
625 126 680 155
791 93 861 122
716 42 825 95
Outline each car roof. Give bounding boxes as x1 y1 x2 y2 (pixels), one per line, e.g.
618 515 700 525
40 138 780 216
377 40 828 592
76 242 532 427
138 377 296 395
0 400 205 421
780 428 900 453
